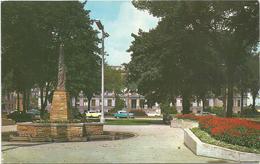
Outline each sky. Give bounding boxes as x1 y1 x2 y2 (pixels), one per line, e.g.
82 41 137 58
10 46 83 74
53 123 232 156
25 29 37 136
85 1 159 66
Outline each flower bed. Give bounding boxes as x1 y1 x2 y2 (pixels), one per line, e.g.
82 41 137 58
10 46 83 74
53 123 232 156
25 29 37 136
176 114 260 149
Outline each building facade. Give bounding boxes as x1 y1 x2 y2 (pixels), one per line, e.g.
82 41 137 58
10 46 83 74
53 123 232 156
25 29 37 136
71 92 149 113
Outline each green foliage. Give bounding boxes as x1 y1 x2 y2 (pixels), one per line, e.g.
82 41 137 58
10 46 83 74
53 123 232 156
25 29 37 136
161 102 177 115
107 96 125 115
2 1 100 118
129 109 147 116
128 1 259 118
7 111 33 122
204 107 225 117
241 107 258 117
71 107 83 119
105 66 125 93
42 112 50 120
114 96 125 111
163 114 173 125
160 102 175 124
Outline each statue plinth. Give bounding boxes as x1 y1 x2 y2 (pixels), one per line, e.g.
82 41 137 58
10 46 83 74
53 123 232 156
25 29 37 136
50 90 70 121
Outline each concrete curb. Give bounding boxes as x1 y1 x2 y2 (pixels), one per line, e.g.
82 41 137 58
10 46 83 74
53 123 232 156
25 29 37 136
184 128 260 162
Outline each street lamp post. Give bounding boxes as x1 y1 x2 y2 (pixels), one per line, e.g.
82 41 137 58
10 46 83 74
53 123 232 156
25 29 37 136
94 20 109 123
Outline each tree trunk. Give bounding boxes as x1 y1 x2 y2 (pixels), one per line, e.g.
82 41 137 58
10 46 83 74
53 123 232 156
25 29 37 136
223 88 227 117
240 90 244 114
40 86 44 118
182 93 191 114
22 89 26 113
201 97 206 114
252 94 257 112
74 95 77 108
43 83 50 111
17 92 20 112
226 82 234 117
26 89 30 111
87 95 92 111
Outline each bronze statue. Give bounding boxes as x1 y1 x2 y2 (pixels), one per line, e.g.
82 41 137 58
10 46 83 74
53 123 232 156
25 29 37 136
57 43 66 90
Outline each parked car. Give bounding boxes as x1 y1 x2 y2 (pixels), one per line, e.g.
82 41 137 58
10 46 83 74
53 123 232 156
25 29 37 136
86 111 101 118
27 109 41 120
114 110 134 118
146 112 161 117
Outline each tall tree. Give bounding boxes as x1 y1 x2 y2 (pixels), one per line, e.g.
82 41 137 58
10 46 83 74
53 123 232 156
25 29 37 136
2 1 101 117
128 1 259 116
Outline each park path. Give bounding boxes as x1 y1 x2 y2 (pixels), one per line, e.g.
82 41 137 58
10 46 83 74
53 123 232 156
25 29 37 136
2 125 231 163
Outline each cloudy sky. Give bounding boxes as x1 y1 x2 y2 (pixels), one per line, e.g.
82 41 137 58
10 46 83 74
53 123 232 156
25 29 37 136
85 1 159 66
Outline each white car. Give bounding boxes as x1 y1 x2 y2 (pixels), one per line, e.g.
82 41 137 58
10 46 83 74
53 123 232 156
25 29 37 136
86 111 101 118
146 112 161 117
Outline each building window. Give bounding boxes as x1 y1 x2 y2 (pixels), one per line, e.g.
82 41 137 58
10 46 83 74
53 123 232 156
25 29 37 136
237 100 240 107
108 99 112 107
131 99 137 109
91 99 96 107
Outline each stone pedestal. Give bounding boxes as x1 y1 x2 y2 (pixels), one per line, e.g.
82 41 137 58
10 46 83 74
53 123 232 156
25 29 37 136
50 90 70 121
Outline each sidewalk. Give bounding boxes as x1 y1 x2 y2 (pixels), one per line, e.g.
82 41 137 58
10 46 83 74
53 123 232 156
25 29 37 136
2 125 232 163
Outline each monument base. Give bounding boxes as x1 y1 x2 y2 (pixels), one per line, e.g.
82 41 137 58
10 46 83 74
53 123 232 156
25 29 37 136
16 122 104 141
50 90 70 121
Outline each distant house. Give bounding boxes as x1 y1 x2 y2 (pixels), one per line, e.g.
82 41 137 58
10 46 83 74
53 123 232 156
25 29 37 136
71 91 150 113
175 93 249 114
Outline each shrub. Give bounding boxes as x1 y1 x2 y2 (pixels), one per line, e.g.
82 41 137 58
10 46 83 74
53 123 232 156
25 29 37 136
163 114 173 125
204 107 225 117
107 108 119 116
161 102 177 114
129 109 147 116
175 113 199 121
71 108 83 119
241 107 258 117
42 112 50 120
7 111 33 122
114 95 125 111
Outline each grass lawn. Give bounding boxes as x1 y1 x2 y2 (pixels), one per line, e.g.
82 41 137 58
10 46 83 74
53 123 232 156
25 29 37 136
191 127 260 154
105 119 164 125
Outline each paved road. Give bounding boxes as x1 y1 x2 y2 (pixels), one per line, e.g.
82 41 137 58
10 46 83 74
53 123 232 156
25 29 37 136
2 125 232 163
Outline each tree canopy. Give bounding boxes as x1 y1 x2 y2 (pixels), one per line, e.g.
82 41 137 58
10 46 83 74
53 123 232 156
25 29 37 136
2 1 101 115
128 1 259 116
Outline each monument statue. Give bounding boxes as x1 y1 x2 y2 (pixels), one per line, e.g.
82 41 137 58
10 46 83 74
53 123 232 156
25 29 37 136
50 43 70 121
57 44 66 90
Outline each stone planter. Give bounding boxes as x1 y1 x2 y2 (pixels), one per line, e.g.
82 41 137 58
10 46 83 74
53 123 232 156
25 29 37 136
17 122 104 141
170 118 198 129
184 128 260 162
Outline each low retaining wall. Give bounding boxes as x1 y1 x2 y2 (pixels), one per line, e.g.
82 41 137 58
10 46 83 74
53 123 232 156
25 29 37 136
184 128 260 162
17 122 103 139
171 118 198 129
